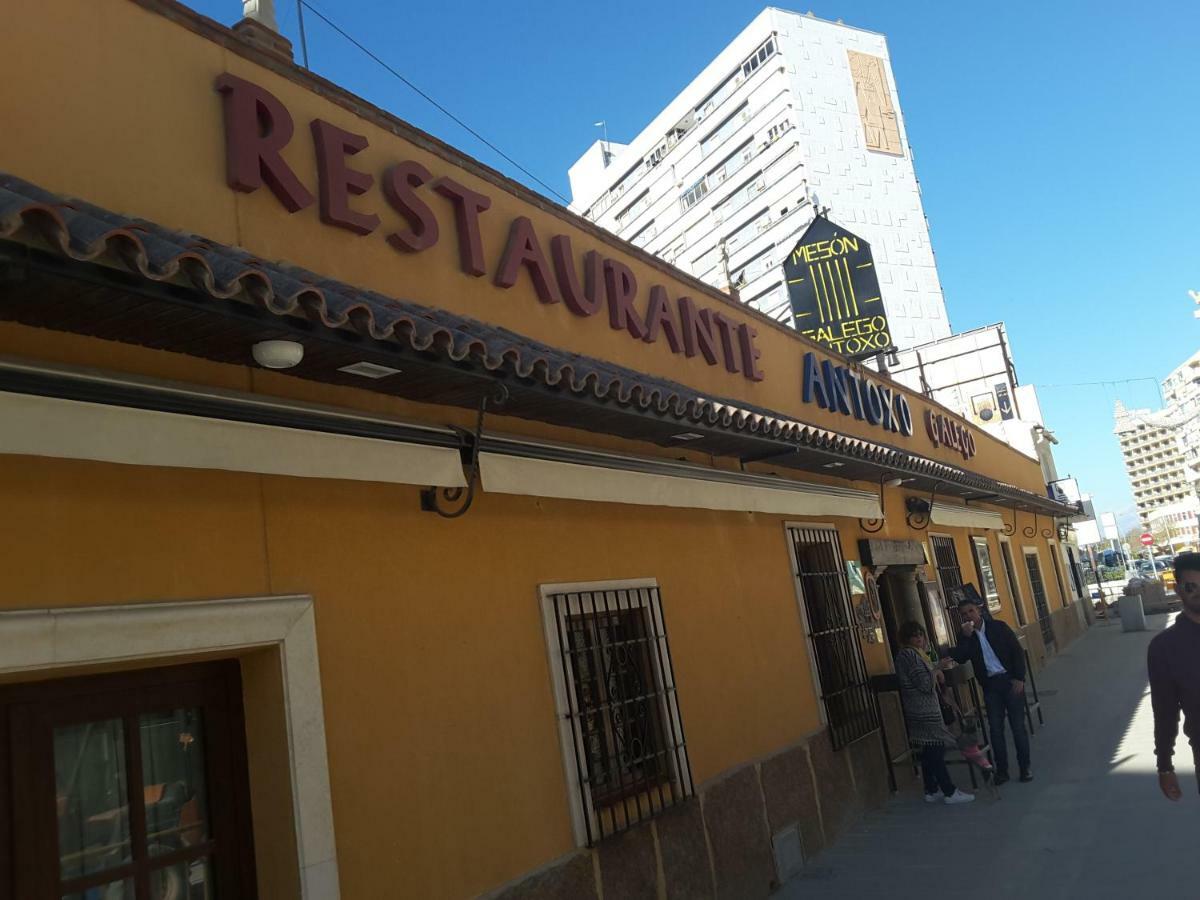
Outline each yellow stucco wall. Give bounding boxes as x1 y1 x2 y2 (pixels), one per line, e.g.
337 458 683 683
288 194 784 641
0 416 822 897
0 322 1071 897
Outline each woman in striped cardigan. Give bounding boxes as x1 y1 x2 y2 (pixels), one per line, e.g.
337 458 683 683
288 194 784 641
895 621 974 804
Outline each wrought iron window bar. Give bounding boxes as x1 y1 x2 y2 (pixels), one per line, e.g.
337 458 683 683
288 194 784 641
789 526 879 750
547 586 693 845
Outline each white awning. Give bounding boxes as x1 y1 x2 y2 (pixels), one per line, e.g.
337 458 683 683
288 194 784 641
0 390 466 487
930 502 1005 530
478 448 881 518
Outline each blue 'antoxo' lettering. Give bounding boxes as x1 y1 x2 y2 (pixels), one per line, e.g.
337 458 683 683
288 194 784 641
800 351 914 437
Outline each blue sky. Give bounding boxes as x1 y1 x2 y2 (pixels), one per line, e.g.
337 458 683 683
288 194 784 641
192 0 1198 527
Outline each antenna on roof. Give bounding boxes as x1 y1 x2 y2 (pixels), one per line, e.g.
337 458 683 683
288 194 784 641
295 0 311 68
594 121 612 167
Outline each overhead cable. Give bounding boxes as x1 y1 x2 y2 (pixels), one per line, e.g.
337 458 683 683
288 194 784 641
299 1 573 206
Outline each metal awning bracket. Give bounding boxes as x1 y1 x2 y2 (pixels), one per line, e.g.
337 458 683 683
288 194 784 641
1003 503 1018 537
859 473 889 534
1023 511 1039 539
420 384 509 518
905 479 942 531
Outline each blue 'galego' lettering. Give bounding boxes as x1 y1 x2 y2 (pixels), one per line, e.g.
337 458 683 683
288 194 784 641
800 351 914 437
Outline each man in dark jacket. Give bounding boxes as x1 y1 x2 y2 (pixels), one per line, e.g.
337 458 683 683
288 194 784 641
1148 552 1200 801
950 595 1031 785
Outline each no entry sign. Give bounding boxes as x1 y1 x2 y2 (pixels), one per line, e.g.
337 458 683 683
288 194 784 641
1140 533 1155 547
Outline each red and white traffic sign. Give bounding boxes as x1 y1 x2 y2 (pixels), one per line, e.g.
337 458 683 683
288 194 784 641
1140 533 1155 547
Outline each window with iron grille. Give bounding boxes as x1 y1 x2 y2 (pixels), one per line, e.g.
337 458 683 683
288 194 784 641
999 540 1027 627
930 535 965 632
1023 549 1055 650
787 526 879 750
542 582 692 846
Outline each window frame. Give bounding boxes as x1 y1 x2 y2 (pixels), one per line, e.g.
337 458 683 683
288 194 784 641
970 534 1003 613
539 579 692 847
929 532 965 632
998 536 1028 627
1 661 256 900
679 177 709 213
1022 546 1056 651
785 523 879 750
1047 540 1070 608
0 595 335 897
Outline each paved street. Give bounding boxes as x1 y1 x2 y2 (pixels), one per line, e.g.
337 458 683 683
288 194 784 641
778 613 1200 900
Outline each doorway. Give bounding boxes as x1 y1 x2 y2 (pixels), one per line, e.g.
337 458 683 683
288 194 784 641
876 566 949 659
0 660 257 899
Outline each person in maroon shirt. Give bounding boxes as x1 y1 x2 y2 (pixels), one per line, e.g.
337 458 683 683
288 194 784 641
1148 552 1200 801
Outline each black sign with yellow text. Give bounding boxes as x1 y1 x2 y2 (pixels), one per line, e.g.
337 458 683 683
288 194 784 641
784 216 893 359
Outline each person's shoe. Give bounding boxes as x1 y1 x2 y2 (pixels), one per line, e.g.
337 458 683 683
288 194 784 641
924 792 941 803
1019 771 1034 783
944 789 975 805
993 772 1010 786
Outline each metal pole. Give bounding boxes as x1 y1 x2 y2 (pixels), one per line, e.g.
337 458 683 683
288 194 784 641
1091 546 1113 624
296 0 310 68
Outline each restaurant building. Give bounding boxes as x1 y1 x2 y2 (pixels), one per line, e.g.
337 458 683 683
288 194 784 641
0 2 1088 898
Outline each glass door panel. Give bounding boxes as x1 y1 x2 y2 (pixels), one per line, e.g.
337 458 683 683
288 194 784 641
139 708 210 858
54 719 133 883
5 661 252 899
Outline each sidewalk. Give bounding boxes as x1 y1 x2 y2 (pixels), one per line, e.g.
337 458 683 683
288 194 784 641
777 613 1200 899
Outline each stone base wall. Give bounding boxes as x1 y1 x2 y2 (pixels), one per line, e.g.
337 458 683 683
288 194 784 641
1021 598 1091 676
1050 599 1088 651
484 729 890 900
1020 620 1049 673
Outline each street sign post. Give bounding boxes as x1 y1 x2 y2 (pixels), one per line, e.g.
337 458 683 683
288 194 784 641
1139 533 1156 583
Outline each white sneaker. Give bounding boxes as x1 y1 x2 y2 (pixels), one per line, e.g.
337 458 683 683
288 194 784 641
944 789 975 805
924 792 941 803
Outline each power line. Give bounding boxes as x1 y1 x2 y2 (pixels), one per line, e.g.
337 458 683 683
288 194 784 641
298 2 572 206
1038 376 1163 405
1039 377 1158 389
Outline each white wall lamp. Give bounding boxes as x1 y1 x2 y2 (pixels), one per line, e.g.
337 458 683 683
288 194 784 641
252 340 304 370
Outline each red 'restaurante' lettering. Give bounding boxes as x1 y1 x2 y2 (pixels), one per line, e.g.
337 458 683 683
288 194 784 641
215 74 765 383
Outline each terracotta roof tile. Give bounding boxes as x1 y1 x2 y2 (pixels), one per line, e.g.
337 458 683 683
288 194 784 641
0 173 1079 519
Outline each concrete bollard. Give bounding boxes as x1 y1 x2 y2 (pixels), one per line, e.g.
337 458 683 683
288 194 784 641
1119 578 1148 632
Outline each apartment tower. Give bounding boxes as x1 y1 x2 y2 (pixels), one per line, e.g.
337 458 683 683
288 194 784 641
567 8 951 350
1114 400 1192 527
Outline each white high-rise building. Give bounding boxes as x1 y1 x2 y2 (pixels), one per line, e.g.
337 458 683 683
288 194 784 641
1112 349 1200 529
1161 349 1200 491
567 8 952 349
1114 401 1192 527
